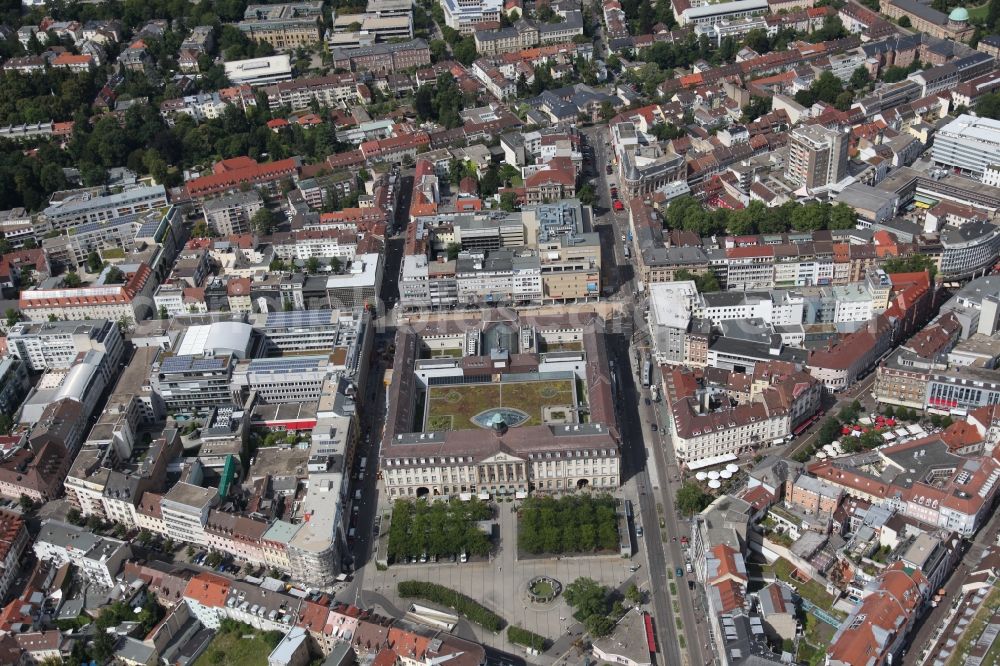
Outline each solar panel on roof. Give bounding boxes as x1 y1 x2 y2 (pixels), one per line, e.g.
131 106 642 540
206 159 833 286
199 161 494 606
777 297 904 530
265 310 334 328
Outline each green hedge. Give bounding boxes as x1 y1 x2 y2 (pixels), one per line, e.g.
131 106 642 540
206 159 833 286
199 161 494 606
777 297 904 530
397 581 504 631
508 626 546 650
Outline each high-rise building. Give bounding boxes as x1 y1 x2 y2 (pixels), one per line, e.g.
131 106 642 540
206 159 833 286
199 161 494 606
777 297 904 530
785 125 848 191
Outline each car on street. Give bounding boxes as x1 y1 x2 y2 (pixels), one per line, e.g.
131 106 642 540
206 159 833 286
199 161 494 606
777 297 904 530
676 567 684 577
651 424 658 431
613 200 624 211
606 165 613 174
645 398 651 406
636 526 643 537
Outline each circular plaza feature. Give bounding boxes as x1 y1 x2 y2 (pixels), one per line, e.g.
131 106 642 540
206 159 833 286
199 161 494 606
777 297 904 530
527 576 562 603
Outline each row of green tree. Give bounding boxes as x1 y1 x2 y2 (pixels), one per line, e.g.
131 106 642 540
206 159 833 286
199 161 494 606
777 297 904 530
387 498 492 561
507 626 547 650
398 581 505 631
663 196 858 237
517 494 620 555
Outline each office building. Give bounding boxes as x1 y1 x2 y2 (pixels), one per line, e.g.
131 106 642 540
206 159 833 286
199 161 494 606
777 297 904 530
150 353 235 411
441 0 502 33
786 125 848 191
239 3 323 50
257 308 371 360
325 253 383 309
231 356 335 404
932 114 1000 180
224 55 293 86
39 185 167 233
381 313 621 498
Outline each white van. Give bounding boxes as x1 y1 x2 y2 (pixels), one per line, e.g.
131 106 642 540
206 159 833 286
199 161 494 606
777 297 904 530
360 457 368 470
460 551 468 563
354 490 362 500
348 528 356 538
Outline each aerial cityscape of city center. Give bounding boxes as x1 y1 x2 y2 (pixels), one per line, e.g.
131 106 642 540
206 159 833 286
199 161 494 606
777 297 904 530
1 0 1000 663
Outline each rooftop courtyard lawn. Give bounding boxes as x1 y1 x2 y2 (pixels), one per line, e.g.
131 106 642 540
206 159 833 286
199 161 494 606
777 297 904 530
425 379 576 431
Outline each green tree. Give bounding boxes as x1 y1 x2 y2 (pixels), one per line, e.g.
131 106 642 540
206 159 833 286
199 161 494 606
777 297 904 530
331 257 343 273
446 242 462 261
105 266 125 284
499 191 519 212
978 92 1000 121
578 183 597 206
251 208 277 235
306 256 320 274
849 66 871 91
600 100 616 121
62 271 81 288
4 308 20 328
453 37 478 66
86 251 103 273
564 577 609 620
829 203 857 230
898 15 911 27
676 482 712 516
741 96 772 123
626 583 642 603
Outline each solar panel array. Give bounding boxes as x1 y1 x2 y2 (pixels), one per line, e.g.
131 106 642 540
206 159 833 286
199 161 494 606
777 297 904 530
159 355 227 373
248 356 327 374
265 310 334 328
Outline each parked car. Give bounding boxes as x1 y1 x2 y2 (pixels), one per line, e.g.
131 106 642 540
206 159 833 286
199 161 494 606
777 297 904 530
636 526 644 537
651 424 658 432
676 567 684 577
613 200 624 211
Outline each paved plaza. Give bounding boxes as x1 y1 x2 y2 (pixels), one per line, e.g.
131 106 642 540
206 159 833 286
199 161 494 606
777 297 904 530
361 496 646 658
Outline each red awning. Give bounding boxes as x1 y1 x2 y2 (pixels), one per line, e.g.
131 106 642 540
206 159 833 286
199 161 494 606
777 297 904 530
793 421 810 435
644 613 656 653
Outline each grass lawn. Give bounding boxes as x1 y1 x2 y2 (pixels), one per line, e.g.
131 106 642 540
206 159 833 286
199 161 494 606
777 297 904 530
947 586 1000 666
193 630 274 666
774 559 838 612
542 341 584 352
426 379 575 430
530 579 554 597
797 614 836 666
969 2 990 21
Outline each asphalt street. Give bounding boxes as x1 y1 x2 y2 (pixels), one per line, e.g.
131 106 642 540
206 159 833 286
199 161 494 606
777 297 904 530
586 124 708 666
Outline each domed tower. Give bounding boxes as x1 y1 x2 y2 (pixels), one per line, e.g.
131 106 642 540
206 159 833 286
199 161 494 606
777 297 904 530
948 7 970 29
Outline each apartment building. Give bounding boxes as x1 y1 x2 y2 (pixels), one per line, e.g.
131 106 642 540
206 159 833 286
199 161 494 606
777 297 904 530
160 483 217 546
0 511 28 601
18 264 157 323
239 2 323 50
33 520 131 587
184 156 299 199
6 319 123 371
785 124 849 192
263 74 363 111
203 191 263 236
666 366 822 464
